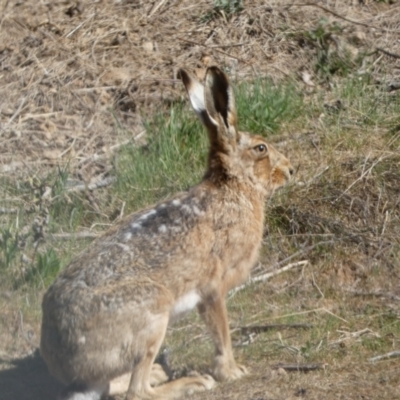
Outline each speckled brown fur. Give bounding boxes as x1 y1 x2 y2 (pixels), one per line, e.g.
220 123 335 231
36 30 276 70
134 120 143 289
40 66 293 400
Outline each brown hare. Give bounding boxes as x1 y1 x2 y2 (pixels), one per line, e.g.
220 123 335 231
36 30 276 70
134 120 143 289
40 66 293 400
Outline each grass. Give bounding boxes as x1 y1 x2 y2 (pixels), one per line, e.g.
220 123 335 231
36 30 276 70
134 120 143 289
115 104 208 211
200 0 243 22
235 78 303 134
1 73 400 399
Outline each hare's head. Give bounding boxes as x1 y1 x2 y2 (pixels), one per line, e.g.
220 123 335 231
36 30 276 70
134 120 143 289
180 67 293 196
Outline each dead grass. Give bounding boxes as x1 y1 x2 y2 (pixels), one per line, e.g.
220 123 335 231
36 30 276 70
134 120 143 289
1 1 400 400
1 0 400 174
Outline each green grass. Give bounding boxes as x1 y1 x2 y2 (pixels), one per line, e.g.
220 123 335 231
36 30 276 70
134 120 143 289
200 0 243 22
236 78 303 134
115 104 208 211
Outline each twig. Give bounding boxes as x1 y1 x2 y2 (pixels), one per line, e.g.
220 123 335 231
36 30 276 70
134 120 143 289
119 201 126 220
65 13 95 38
49 231 99 240
306 166 330 185
330 328 379 346
208 42 250 49
74 86 118 93
238 323 313 334
267 308 348 324
311 272 324 298
3 97 26 129
58 137 76 158
376 47 400 60
345 289 400 302
369 351 400 363
291 3 400 34
230 260 309 295
66 176 117 193
148 0 168 18
323 308 348 324
334 156 384 203
272 363 326 372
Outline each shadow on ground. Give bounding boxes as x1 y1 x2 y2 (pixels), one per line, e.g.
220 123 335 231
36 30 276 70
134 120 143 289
0 349 63 400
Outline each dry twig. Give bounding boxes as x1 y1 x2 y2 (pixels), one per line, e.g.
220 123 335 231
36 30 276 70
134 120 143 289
271 363 326 372
49 231 99 240
66 176 117 193
330 328 380 346
239 323 313 334
148 0 168 18
229 260 309 296
369 351 400 363
345 289 400 302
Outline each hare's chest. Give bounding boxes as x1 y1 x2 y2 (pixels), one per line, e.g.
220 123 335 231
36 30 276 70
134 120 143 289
170 290 201 320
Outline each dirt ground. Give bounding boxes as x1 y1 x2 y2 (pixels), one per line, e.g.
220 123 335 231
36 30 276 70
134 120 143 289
1 1 400 400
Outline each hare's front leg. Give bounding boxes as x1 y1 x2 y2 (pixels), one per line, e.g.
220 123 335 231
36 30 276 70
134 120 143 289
198 295 249 381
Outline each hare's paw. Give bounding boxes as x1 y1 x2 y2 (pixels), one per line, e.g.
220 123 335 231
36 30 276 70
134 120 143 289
108 364 168 396
149 374 216 399
182 374 216 395
150 363 169 386
213 358 249 381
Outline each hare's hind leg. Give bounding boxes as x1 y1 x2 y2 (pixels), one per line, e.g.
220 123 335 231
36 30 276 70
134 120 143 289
124 314 169 400
150 374 215 400
125 313 215 400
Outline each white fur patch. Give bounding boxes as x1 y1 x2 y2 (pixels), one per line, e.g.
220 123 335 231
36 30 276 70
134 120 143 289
171 290 201 317
181 204 191 214
66 384 105 400
78 336 86 345
138 209 157 221
187 80 205 115
158 224 167 233
172 199 181 206
192 205 204 216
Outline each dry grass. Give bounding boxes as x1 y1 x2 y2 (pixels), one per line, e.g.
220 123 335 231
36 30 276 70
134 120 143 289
1 1 400 400
1 0 399 174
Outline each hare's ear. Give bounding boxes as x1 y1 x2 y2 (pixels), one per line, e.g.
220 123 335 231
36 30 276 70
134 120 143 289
179 69 217 133
204 66 238 149
179 67 238 152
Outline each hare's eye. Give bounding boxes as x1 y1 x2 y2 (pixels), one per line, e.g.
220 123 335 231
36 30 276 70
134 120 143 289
254 144 267 153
